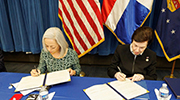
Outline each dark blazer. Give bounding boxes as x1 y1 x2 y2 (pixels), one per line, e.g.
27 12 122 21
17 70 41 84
107 44 157 80
0 48 6 72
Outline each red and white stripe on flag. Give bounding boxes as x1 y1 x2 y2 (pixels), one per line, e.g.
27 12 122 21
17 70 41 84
101 0 153 44
58 0 104 58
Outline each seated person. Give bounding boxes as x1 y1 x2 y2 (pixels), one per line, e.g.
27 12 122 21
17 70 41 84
107 26 157 81
0 48 7 72
30 27 81 76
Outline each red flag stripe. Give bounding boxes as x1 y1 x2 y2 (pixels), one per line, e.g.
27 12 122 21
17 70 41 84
59 4 87 54
58 0 104 57
61 0 93 50
58 11 81 55
76 0 101 42
58 14 81 54
87 0 104 41
73 0 103 44
59 0 88 52
67 0 96 46
102 0 117 23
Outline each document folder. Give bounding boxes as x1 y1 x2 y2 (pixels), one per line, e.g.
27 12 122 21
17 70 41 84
15 70 71 92
164 78 180 99
84 79 149 100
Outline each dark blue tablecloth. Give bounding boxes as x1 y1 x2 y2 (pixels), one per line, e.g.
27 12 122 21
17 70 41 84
0 72 178 100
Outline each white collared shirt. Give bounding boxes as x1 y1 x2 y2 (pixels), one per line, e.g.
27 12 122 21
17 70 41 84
130 43 143 56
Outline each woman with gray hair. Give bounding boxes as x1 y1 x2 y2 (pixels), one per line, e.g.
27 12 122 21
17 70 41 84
30 27 81 76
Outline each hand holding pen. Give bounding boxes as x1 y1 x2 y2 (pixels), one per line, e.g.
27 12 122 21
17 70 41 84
30 66 41 77
114 66 126 81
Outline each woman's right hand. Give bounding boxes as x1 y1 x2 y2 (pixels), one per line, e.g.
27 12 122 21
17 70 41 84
30 69 41 77
114 72 126 81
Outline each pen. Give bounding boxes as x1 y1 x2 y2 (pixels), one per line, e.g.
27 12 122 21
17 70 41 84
117 66 126 80
117 66 122 73
8 83 13 89
34 65 38 73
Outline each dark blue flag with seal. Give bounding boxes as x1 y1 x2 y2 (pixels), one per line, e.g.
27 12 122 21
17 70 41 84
155 0 180 62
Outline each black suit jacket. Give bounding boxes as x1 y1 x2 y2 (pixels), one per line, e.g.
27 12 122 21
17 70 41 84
107 44 157 80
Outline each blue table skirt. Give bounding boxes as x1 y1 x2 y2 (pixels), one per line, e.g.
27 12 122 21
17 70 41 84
0 72 177 100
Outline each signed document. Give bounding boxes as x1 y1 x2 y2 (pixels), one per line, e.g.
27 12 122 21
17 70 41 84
109 79 149 100
15 70 71 92
84 84 124 100
84 79 149 100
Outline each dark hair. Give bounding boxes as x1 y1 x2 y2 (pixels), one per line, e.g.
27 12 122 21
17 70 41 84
131 26 153 45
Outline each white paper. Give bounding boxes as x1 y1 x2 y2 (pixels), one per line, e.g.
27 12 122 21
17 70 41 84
109 79 148 100
84 84 124 100
15 74 45 91
10 82 41 96
8 82 19 89
11 82 19 88
15 70 71 92
48 92 56 100
45 70 71 86
20 87 41 96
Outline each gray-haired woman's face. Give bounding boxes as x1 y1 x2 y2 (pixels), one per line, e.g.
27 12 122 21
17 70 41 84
44 38 60 55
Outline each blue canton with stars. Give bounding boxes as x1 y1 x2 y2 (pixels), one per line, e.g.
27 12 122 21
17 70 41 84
155 0 180 61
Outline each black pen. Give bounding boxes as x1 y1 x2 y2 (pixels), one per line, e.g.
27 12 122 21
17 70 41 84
34 65 38 73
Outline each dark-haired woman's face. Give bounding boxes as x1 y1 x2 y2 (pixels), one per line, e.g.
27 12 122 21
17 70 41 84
132 40 148 55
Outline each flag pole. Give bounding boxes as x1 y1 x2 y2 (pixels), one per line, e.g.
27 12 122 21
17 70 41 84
164 60 176 80
170 60 176 78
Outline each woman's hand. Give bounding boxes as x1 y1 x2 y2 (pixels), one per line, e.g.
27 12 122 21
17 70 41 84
114 72 126 81
30 69 41 77
128 74 144 82
67 68 76 76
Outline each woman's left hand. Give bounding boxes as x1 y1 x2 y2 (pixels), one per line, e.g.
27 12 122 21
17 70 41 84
128 74 144 82
67 68 76 76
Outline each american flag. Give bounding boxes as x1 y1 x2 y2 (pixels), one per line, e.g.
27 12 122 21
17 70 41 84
58 0 104 58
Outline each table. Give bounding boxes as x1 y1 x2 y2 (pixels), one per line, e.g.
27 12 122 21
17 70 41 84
0 72 178 100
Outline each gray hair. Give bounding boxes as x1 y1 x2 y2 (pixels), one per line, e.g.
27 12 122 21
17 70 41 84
42 27 68 57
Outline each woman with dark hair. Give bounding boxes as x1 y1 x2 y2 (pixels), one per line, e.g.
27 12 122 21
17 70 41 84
108 26 157 81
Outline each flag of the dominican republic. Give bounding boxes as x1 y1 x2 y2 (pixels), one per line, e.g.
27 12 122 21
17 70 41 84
155 0 180 62
58 0 104 58
102 0 153 44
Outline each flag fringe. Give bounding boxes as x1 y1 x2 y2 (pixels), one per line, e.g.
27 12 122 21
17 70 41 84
58 14 105 58
103 24 125 45
154 30 180 62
